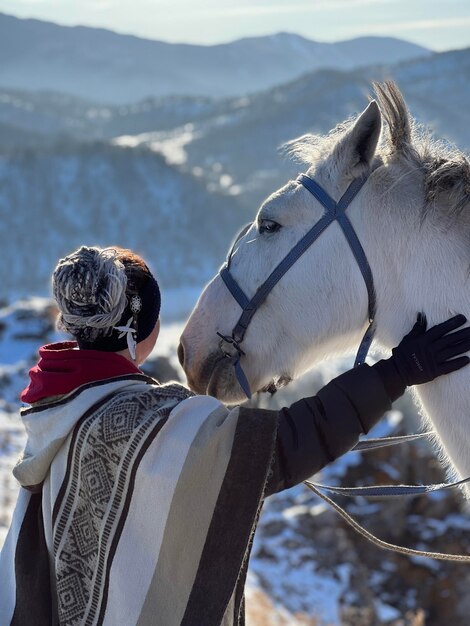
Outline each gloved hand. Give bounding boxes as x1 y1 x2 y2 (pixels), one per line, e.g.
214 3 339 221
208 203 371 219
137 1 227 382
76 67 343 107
391 313 470 386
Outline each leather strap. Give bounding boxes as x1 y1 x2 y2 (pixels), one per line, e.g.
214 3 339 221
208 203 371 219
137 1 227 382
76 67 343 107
218 171 376 398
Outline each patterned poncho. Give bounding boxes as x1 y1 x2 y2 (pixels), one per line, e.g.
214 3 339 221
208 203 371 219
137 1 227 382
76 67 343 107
0 374 278 626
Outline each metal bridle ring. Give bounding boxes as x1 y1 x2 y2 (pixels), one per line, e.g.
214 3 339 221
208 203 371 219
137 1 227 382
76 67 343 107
216 332 246 357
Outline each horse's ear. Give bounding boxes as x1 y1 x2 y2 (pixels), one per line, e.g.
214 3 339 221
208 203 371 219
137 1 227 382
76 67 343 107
334 100 381 178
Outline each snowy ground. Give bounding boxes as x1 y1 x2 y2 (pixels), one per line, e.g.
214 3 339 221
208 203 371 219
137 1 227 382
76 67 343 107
0 410 25 547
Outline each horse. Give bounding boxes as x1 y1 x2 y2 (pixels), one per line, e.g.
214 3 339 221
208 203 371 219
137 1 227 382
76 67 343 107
179 81 470 485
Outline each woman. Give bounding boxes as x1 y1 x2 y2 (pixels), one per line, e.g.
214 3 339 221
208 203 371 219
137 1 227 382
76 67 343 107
1 244 470 626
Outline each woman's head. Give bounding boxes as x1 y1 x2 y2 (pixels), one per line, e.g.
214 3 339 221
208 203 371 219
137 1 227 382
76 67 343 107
52 245 161 364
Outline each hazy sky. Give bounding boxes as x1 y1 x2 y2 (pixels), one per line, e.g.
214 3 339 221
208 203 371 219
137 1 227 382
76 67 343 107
0 0 469 51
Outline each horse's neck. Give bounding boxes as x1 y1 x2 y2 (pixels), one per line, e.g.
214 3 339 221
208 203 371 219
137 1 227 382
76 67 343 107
414 378 470 482
364 197 470 481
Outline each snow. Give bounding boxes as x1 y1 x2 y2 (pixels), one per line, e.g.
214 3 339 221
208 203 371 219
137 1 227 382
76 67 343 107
112 124 201 165
0 146 247 297
0 297 56 365
249 517 350 625
0 410 25 547
375 601 401 621
159 286 202 322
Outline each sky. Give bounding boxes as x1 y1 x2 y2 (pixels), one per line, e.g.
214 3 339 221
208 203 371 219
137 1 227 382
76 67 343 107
0 0 469 51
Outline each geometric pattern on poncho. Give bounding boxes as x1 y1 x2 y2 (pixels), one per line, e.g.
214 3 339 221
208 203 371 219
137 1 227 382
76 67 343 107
52 383 192 626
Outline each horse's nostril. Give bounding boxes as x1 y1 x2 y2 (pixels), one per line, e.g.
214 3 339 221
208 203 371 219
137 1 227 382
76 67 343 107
177 341 185 368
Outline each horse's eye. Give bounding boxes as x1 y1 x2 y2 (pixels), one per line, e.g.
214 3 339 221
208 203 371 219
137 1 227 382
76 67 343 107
258 219 281 235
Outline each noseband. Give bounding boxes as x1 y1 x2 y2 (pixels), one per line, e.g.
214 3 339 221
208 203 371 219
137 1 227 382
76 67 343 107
218 171 376 399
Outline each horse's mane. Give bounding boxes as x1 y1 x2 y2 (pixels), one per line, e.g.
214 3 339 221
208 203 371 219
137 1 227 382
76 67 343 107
284 80 470 219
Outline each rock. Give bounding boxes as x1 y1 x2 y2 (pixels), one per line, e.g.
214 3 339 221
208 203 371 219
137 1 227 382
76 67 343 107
245 584 318 625
141 355 182 383
250 412 470 625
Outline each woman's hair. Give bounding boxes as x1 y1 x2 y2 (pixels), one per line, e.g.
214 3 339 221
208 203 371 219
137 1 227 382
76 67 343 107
52 245 160 348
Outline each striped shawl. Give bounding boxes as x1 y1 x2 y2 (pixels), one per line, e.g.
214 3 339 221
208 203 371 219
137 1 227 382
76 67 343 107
0 375 278 626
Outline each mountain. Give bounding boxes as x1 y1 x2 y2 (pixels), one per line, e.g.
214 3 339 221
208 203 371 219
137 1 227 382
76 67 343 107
0 12 430 103
0 47 468 298
0 120 46 151
143 46 470 210
0 142 250 298
1 45 466 157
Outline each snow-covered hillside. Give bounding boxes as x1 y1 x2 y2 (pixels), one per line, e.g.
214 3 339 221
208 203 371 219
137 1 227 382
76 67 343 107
150 48 470 210
0 143 250 298
0 90 223 147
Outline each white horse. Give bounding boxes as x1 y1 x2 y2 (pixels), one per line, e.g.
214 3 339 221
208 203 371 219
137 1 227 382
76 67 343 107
179 81 470 484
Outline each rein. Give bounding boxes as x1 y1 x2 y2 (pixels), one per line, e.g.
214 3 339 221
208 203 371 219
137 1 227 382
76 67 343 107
306 431 470 563
219 170 470 562
219 171 376 399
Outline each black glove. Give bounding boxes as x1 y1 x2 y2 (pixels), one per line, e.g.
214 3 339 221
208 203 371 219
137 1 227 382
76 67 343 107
391 312 470 386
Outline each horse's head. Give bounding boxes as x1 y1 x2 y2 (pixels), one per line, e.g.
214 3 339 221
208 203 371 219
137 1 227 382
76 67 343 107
183 79 470 498
179 94 384 403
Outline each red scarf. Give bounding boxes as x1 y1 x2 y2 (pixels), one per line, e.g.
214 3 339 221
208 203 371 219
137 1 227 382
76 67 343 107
21 342 142 404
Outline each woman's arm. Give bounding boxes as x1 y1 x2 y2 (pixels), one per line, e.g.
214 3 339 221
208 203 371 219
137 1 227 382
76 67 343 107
255 313 470 497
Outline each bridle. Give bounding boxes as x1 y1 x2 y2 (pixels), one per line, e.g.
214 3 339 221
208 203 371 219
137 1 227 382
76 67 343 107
218 170 376 399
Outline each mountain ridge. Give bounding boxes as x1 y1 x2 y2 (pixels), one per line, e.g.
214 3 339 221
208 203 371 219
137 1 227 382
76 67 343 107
3 44 467 151
0 11 430 103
